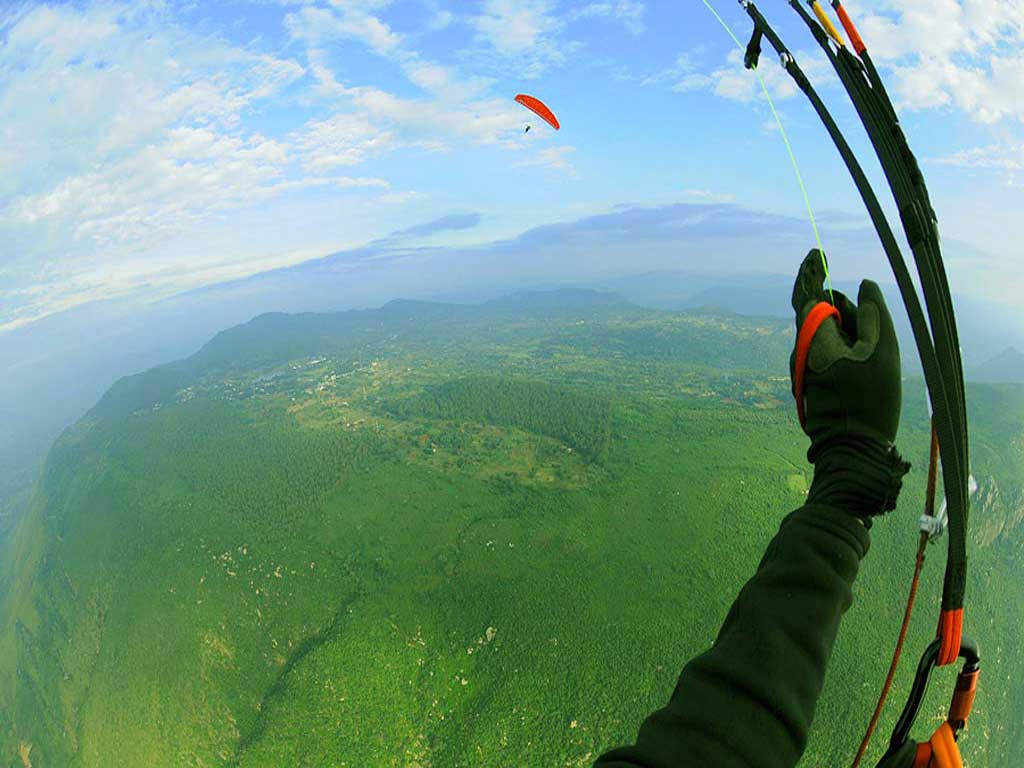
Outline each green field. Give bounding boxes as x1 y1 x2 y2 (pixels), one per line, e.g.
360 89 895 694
1 292 1022 766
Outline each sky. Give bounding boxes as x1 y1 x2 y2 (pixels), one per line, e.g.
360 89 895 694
1 0 1022 332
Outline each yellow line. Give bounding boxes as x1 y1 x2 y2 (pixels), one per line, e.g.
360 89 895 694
812 1 846 48
700 0 834 303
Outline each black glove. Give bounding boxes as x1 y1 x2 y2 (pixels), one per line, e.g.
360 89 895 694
790 249 910 520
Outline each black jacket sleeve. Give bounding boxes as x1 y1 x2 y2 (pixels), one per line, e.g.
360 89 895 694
595 504 871 768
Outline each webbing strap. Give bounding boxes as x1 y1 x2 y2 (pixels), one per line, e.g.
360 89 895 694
936 609 963 667
913 724 963 768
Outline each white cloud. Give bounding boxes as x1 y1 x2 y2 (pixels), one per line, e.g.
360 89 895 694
640 53 694 87
849 0 1024 122
655 1 1022 127
333 82 522 145
0 5 305 245
667 48 833 103
514 145 576 172
934 142 1024 170
296 2 516 144
2 0 586 329
286 3 402 54
429 9 455 31
0 5 297 202
473 0 557 52
4 123 387 252
570 1 646 35
642 46 834 104
683 188 735 203
302 38 521 148
407 61 451 90
283 3 575 168
0 2 428 329
470 0 568 77
293 113 397 171
376 190 428 205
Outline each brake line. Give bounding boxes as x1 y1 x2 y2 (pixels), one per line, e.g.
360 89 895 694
850 425 938 768
700 0 834 303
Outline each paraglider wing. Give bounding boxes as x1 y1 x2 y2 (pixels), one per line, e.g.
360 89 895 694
515 94 560 130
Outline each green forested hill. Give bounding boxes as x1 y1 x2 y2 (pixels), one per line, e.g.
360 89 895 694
1 292 1022 767
389 376 613 462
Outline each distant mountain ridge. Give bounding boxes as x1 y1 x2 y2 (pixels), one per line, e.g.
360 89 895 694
90 289 638 422
89 286 1020 440
590 270 1024 382
974 347 1024 383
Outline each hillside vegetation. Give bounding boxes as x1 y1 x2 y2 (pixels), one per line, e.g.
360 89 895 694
1 291 1022 767
389 376 613 462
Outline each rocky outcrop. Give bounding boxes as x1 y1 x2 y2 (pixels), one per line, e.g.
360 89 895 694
972 476 1024 548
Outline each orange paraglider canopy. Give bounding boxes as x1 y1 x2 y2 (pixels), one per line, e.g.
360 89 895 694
515 94 560 130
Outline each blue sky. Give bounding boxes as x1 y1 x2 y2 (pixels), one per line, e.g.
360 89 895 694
1 0 1021 331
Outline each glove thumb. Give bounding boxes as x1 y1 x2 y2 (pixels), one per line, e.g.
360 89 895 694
850 280 898 362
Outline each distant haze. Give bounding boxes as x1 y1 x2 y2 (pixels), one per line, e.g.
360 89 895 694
2 202 1021 538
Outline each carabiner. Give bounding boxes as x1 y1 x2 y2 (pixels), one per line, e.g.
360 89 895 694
882 636 980 763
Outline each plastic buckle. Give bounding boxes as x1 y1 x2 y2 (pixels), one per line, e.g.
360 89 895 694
920 475 977 544
919 510 947 541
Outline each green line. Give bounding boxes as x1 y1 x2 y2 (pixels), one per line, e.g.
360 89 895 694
700 0 835 304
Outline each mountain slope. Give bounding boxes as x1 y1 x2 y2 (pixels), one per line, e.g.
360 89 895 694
2 292 1022 766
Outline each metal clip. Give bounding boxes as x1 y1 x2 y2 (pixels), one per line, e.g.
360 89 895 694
885 636 980 757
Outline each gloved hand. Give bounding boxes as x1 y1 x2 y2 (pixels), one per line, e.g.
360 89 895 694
790 249 910 520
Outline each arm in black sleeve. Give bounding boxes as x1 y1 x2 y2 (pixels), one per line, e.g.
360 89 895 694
595 503 870 768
